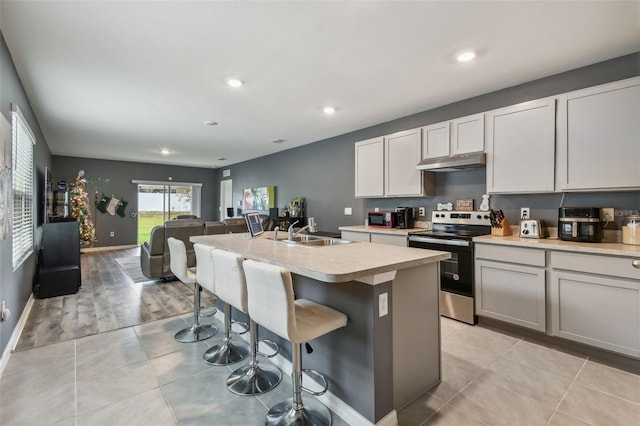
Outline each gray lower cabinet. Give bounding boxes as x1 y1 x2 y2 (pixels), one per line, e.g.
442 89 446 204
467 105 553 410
475 244 546 332
341 230 371 242
550 251 640 358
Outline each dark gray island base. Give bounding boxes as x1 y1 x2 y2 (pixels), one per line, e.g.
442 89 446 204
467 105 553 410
192 233 449 425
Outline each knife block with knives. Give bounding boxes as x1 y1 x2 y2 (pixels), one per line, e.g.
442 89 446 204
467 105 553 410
490 210 513 236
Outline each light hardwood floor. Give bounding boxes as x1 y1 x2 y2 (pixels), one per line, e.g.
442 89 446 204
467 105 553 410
16 247 215 351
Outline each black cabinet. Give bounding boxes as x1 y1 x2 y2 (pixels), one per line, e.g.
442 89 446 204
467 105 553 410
36 221 81 298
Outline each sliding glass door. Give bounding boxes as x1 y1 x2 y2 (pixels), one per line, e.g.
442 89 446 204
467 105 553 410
137 184 194 244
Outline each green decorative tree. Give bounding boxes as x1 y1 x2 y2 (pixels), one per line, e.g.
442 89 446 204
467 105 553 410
70 171 97 247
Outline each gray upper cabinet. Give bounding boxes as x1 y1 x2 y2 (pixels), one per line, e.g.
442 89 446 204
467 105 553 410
385 128 425 196
421 113 484 160
450 113 485 155
557 77 640 191
421 121 450 159
355 129 433 198
355 137 385 198
486 98 556 193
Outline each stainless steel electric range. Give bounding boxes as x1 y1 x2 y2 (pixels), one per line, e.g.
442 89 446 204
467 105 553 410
408 211 491 324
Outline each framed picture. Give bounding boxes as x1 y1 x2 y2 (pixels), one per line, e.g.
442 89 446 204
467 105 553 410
243 186 275 212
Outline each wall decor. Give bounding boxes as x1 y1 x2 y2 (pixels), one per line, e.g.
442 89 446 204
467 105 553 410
243 186 276 212
456 199 474 211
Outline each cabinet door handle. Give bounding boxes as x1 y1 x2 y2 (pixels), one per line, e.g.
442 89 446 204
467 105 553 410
633 260 640 269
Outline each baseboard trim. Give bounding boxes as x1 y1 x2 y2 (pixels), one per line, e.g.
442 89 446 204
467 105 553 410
81 244 139 253
214 310 397 426
0 293 35 377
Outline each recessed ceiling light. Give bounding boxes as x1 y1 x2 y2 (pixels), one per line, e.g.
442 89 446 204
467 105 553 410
457 50 477 63
226 77 244 88
204 120 218 126
160 149 170 155
323 106 336 114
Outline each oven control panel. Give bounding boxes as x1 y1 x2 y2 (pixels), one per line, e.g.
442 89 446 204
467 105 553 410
432 210 491 226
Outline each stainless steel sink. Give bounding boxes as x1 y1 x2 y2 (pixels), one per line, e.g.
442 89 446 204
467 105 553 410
278 234 352 247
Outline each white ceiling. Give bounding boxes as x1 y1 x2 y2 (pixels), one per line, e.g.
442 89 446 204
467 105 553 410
1 1 639 169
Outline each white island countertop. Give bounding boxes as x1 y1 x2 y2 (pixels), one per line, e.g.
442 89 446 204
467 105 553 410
191 232 450 283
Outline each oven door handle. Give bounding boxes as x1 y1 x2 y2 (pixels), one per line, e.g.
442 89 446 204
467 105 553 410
408 236 470 247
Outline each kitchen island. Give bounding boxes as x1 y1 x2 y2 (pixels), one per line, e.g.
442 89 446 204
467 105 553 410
191 232 450 425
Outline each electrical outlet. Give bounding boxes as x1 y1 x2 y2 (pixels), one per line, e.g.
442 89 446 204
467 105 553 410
374 207 379 212
378 292 388 317
520 207 530 220
418 207 426 216
344 207 352 216
602 208 615 222
109 231 115 237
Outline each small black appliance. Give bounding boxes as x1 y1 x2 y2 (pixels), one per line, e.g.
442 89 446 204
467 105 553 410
558 207 603 243
394 207 415 229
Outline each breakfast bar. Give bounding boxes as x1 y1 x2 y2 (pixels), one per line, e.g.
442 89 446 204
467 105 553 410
191 232 450 425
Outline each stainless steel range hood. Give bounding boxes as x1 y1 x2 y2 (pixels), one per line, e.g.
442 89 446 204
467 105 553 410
416 153 486 172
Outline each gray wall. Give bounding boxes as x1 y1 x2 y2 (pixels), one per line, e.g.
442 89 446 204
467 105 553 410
1 32 53 356
52 156 218 247
218 53 640 231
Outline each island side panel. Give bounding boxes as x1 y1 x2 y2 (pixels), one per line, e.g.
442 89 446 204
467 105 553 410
393 262 442 409
291 275 394 424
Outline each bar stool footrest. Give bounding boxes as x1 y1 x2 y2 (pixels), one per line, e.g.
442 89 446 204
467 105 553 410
301 369 328 396
199 306 217 317
231 321 249 335
258 339 280 358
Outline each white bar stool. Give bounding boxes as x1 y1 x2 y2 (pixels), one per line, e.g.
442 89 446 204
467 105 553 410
209 250 282 396
193 242 219 323
243 259 348 426
167 237 217 343
202 248 251 365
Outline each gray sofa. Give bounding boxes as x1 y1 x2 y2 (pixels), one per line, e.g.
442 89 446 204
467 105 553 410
140 218 248 280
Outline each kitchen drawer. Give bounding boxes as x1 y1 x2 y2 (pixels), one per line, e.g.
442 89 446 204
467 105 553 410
551 251 640 280
475 244 545 267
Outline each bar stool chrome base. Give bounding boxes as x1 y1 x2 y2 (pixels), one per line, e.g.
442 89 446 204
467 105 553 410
203 339 250 365
227 361 282 396
203 302 250 365
174 324 218 343
265 397 331 426
175 282 218 343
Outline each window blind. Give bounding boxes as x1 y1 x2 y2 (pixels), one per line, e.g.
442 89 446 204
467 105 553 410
11 104 36 269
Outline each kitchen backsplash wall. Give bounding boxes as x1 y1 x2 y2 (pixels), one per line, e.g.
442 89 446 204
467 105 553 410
221 53 639 232
363 167 639 230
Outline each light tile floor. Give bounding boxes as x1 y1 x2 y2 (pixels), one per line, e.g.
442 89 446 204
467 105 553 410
400 318 640 426
1 315 639 425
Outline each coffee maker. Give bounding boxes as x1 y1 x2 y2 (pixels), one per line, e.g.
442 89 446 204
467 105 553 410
395 207 415 229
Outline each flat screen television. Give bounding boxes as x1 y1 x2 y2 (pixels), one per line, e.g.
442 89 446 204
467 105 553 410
245 212 264 238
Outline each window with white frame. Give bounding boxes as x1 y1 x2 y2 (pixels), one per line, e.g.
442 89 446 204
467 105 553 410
11 104 36 269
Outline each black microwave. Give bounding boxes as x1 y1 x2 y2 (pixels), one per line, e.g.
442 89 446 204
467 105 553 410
368 211 394 228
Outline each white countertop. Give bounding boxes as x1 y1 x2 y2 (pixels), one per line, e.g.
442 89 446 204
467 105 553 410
339 225 426 236
191 232 450 283
473 234 640 257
